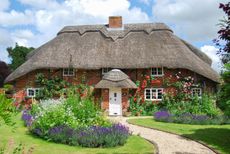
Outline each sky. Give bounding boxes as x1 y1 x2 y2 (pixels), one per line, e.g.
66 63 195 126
0 0 228 72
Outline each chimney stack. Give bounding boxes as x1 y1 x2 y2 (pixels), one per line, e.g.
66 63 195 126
109 16 122 28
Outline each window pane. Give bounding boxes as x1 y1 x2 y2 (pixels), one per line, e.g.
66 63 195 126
146 95 151 99
145 89 151 100
192 88 202 97
158 90 162 99
64 69 68 75
151 68 157 75
146 89 150 94
28 89 34 96
69 68 74 75
158 68 162 75
151 89 157 99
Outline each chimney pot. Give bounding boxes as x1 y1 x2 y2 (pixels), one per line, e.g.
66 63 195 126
109 16 122 28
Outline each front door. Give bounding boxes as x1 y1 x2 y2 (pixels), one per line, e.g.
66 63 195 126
109 88 122 116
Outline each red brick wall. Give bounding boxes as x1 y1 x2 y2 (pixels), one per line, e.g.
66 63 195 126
13 68 218 112
101 89 109 111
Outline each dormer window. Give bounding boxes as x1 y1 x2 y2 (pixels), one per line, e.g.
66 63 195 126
102 68 110 75
63 68 74 76
151 67 164 76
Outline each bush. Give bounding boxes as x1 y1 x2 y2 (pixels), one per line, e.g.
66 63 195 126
160 93 220 116
21 93 130 148
129 96 160 116
0 94 16 126
76 124 129 147
47 125 76 145
27 96 111 136
154 111 230 125
218 63 230 116
22 110 129 148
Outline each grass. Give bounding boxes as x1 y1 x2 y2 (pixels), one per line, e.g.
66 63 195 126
128 118 230 154
0 115 155 154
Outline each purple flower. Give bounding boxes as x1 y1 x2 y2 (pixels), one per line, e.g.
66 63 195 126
154 111 171 120
32 128 43 136
21 110 33 127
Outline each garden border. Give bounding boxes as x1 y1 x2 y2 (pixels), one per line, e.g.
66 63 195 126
142 137 159 154
127 118 219 154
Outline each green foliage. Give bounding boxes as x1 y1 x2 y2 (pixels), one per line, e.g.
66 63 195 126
28 94 111 136
218 63 230 116
35 73 71 99
161 93 220 116
0 94 16 126
129 96 159 116
7 43 34 70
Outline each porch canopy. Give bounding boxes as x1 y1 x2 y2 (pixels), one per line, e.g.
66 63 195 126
95 69 137 89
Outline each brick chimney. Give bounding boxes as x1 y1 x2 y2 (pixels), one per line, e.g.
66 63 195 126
108 16 122 28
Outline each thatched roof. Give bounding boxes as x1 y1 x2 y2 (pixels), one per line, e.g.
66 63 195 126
95 69 137 88
5 23 220 83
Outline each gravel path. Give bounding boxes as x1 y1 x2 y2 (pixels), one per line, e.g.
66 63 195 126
110 116 215 154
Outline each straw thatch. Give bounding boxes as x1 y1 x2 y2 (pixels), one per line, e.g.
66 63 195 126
95 69 137 88
5 23 220 83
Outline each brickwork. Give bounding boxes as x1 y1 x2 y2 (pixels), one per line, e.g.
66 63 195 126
13 68 218 112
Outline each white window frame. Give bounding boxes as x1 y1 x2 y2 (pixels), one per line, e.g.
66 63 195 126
27 88 40 98
151 67 164 77
63 68 75 76
102 68 110 75
144 88 164 101
192 88 202 97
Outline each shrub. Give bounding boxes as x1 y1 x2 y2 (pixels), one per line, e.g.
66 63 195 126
47 125 76 145
154 110 171 121
129 96 160 116
0 94 16 126
154 111 230 125
160 93 220 116
35 73 71 99
218 63 230 116
22 110 129 148
75 124 129 148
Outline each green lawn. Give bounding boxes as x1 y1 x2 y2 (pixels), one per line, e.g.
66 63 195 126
0 115 155 154
128 118 230 154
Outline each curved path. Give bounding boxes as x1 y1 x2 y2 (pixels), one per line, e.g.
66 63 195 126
110 116 215 154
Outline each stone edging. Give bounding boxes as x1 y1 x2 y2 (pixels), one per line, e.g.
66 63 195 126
142 136 159 154
127 120 219 154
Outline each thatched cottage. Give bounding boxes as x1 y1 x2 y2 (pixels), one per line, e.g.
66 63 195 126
5 16 220 116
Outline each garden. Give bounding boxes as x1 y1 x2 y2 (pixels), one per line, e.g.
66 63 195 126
0 74 155 154
126 65 230 153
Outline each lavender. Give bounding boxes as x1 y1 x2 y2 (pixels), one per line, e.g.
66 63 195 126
154 110 171 121
76 123 129 147
48 125 75 144
21 110 33 127
154 111 227 125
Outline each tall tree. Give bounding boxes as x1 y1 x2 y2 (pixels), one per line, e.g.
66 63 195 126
0 61 11 87
215 2 230 116
7 43 35 70
214 2 230 64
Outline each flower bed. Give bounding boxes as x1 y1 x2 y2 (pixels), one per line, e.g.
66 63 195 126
154 111 230 125
22 95 130 148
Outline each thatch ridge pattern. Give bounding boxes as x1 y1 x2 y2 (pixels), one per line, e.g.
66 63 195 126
58 23 173 41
